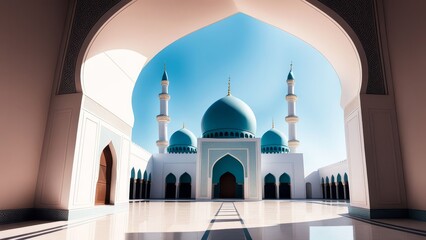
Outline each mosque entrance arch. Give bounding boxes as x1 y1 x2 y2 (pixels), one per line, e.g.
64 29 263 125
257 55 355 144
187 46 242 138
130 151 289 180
95 145 113 205
212 155 244 199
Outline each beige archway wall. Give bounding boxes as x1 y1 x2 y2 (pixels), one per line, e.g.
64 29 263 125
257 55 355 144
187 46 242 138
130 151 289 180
80 0 364 109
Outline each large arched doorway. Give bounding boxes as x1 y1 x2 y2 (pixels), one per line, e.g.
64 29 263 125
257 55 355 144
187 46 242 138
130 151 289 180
95 146 113 205
179 172 192 199
279 173 291 199
212 155 244 199
74 0 412 221
165 173 176 199
264 173 277 199
321 178 325 199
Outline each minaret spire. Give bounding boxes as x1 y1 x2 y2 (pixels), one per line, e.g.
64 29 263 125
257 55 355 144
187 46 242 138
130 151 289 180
227 76 231 96
156 66 171 153
285 63 300 152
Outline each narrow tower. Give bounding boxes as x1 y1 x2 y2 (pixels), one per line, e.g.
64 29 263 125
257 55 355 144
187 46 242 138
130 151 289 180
156 65 171 153
285 64 300 152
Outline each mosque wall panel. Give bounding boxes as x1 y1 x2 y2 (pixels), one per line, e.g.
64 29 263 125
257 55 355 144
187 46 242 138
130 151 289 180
360 94 406 209
40 110 72 206
72 113 99 207
345 106 369 208
35 93 82 210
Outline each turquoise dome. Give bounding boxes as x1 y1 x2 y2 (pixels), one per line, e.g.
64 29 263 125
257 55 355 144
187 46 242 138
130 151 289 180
167 127 197 154
201 95 257 138
261 128 290 154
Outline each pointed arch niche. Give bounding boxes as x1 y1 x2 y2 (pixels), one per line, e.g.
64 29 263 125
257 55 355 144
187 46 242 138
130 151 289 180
70 0 409 220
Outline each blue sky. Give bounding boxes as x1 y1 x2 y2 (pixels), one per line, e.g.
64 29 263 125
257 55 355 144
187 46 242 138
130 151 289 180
132 13 346 175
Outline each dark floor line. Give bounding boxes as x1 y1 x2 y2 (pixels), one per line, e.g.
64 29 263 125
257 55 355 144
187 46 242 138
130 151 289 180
201 202 224 240
343 214 426 237
232 202 253 240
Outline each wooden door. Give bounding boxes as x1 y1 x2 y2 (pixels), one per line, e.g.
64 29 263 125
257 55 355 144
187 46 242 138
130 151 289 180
220 172 236 198
95 147 112 205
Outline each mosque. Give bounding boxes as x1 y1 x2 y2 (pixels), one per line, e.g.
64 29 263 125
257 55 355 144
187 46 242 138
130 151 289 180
2 2 426 234
129 66 306 200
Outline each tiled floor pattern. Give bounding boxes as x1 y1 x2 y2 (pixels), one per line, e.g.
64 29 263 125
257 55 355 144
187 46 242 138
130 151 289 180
0 201 426 240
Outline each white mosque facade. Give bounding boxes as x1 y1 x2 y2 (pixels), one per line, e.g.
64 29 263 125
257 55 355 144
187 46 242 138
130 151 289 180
130 66 311 200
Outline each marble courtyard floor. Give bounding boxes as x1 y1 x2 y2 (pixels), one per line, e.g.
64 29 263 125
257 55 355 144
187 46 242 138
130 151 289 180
1 200 426 240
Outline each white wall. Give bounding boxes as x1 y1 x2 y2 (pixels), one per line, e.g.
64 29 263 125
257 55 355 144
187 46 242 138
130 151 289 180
261 153 306 199
304 171 322 199
151 153 198 199
129 143 152 179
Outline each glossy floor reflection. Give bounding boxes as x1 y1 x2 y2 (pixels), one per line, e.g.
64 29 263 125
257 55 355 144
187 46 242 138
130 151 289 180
1 201 425 240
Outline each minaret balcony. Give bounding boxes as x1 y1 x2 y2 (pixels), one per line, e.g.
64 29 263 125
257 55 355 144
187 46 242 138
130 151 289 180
285 115 299 123
161 80 169 86
159 93 170 100
286 94 298 102
288 140 300 148
156 140 169 147
156 114 170 122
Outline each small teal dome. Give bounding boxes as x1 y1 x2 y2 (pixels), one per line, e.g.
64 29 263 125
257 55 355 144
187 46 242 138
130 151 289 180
167 127 197 154
201 95 257 138
261 128 290 154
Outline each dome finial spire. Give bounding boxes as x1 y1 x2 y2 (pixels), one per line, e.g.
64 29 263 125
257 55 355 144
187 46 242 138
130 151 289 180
182 122 185 129
272 118 275 128
227 76 231 96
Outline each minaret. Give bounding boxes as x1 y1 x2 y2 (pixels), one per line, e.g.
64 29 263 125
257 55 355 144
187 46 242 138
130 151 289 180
285 63 300 152
156 65 170 153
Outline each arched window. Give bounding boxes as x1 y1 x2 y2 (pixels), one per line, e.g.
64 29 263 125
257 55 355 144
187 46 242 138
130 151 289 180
230 132 234 137
215 132 218 137
244 134 248 138
240 133 244 138
225 132 228 137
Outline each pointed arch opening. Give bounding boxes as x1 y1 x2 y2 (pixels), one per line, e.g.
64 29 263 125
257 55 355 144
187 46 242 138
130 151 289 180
279 173 291 199
331 175 337 199
179 172 192 199
95 145 113 205
212 154 244 199
337 174 344 200
129 168 136 200
165 173 176 199
264 173 277 199
344 173 350 200
325 177 331 199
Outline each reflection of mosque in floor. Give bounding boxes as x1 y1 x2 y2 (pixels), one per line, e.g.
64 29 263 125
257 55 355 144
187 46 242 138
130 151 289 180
129 66 350 201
